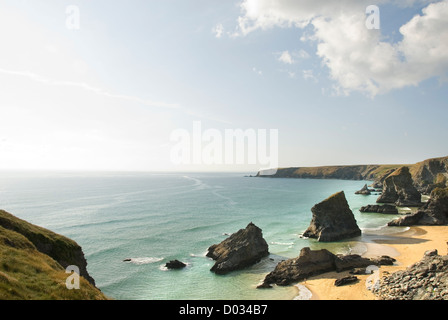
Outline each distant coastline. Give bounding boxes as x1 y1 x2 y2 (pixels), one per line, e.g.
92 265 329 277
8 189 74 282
256 156 448 193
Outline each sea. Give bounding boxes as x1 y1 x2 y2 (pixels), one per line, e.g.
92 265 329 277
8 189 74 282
0 171 408 300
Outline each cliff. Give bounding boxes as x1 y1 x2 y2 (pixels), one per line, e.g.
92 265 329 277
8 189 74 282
257 156 448 191
0 210 107 300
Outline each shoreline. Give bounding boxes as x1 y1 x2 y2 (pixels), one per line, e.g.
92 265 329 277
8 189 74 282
295 225 448 300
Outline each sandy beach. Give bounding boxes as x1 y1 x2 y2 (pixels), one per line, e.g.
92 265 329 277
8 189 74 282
299 226 448 300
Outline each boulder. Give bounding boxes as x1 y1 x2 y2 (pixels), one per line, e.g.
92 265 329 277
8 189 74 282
206 222 269 275
359 204 398 214
388 187 448 226
258 247 396 288
335 276 358 287
165 260 187 269
355 184 371 195
376 166 422 207
303 191 361 242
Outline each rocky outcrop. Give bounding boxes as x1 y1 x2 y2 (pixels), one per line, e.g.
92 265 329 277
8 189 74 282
373 250 448 300
388 187 448 226
360 204 398 214
0 210 96 286
303 191 361 242
206 222 269 275
376 167 422 207
355 184 372 195
258 247 395 288
165 260 187 269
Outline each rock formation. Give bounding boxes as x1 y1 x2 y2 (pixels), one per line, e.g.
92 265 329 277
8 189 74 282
373 249 448 300
165 260 187 269
206 222 269 275
376 166 422 207
388 187 448 226
258 247 395 288
359 204 398 214
303 191 361 242
355 184 372 195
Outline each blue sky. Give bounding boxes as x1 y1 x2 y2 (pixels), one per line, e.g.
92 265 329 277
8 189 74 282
0 0 447 172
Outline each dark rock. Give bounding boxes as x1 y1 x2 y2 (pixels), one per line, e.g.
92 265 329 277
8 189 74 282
335 276 358 287
376 167 422 207
258 247 396 288
360 204 398 214
206 222 269 275
165 260 187 269
355 184 371 195
334 254 380 272
261 247 337 287
388 187 448 226
303 191 361 242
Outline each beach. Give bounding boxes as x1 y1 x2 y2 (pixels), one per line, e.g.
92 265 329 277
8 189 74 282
299 226 448 300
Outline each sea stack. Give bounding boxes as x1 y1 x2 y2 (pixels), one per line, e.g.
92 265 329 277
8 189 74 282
376 166 421 206
388 187 448 226
303 191 361 242
355 184 371 195
206 222 269 275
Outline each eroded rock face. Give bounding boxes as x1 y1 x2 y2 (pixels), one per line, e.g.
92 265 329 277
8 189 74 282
258 247 395 288
303 191 361 242
360 204 398 215
206 222 269 275
388 187 448 226
376 166 422 207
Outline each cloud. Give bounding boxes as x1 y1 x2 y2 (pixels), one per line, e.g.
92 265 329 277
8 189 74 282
303 69 317 82
235 0 448 96
0 68 181 109
278 51 294 64
213 23 224 38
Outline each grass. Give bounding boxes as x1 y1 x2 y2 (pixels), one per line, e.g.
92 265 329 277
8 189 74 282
0 214 108 300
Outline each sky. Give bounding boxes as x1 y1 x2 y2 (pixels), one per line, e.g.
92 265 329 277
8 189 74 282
0 0 447 172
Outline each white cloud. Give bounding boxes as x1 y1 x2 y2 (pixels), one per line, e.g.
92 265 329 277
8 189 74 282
278 51 294 64
303 69 317 82
235 0 448 96
213 23 224 38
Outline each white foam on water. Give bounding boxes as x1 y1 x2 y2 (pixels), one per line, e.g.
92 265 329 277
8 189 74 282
293 284 313 300
125 257 164 265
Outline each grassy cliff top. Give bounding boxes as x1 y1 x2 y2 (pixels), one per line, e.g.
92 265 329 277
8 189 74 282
0 211 108 300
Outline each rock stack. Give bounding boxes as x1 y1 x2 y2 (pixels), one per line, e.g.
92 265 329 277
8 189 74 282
303 191 361 242
388 187 448 226
376 166 422 207
206 222 269 275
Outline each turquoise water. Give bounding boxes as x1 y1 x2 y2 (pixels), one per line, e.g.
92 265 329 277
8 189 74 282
0 171 402 300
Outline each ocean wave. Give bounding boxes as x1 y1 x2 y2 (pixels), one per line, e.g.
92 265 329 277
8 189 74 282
124 257 164 265
270 241 294 246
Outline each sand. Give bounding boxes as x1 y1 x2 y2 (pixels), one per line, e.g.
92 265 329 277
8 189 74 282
298 226 448 300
